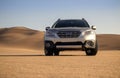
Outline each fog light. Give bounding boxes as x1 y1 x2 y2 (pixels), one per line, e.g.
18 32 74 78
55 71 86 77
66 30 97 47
86 41 94 47
45 43 51 47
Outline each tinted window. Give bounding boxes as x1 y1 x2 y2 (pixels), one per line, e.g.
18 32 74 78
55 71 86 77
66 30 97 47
54 20 89 28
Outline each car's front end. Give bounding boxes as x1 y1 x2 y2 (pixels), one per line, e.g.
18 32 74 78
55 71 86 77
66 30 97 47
45 27 96 50
44 19 98 56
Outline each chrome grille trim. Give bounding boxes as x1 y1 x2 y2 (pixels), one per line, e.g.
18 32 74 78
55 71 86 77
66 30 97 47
57 31 81 38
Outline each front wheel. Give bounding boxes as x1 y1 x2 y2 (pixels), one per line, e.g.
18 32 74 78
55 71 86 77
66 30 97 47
85 42 98 56
44 49 53 56
53 50 60 56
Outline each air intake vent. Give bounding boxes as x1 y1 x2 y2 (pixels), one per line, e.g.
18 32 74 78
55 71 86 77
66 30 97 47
57 31 81 38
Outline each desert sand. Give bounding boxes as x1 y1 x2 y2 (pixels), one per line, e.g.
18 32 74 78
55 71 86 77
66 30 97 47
0 27 120 78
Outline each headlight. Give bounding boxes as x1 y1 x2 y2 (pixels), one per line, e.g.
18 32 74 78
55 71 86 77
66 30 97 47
85 31 94 35
46 31 55 37
83 30 96 40
82 30 94 36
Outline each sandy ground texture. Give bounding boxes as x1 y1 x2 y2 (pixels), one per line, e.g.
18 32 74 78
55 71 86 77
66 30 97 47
0 47 120 78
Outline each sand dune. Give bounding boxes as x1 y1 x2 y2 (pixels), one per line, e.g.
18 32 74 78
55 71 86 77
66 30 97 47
97 34 120 50
0 27 119 50
0 27 44 50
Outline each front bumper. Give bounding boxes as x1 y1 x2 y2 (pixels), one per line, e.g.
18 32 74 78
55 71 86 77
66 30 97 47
45 33 96 49
45 39 96 50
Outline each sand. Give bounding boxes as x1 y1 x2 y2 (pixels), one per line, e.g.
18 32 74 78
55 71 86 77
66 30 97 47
0 27 120 78
0 47 120 78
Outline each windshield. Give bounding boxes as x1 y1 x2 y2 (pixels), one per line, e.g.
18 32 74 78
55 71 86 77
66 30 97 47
53 20 89 28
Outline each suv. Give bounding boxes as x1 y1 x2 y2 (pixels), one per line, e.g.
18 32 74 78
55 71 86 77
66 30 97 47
44 18 98 56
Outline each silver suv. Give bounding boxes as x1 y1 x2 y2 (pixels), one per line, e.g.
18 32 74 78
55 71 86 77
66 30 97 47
44 18 98 56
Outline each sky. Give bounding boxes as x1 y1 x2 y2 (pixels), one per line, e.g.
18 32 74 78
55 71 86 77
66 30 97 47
0 0 120 34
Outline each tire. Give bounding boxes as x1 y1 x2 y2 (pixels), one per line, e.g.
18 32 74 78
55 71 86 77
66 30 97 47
85 42 98 56
44 49 53 56
54 50 60 56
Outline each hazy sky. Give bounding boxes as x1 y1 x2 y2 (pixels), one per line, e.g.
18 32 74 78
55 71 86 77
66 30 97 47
0 0 120 34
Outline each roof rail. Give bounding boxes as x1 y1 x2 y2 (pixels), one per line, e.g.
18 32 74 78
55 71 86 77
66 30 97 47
82 18 87 22
57 18 61 21
82 18 85 20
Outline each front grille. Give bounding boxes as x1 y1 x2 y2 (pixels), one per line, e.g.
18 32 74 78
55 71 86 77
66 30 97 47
57 31 81 38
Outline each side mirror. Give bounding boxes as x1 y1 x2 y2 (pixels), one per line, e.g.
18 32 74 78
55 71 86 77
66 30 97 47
46 27 50 30
91 26 96 30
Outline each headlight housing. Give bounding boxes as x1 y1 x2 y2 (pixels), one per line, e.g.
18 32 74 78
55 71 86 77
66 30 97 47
82 30 94 36
82 30 96 40
85 30 94 35
46 31 55 37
